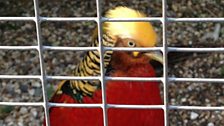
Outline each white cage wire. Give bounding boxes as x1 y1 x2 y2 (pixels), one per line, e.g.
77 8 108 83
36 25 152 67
0 0 224 126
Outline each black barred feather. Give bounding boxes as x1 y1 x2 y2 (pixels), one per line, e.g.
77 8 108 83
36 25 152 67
56 34 116 102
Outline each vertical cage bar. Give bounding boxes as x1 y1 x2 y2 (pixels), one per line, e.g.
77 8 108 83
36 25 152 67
33 0 50 126
162 0 169 126
96 0 108 126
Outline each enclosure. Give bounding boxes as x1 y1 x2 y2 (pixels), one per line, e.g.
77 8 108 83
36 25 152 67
0 0 224 126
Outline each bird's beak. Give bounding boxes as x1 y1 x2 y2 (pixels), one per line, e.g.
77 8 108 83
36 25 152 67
144 52 163 64
132 51 140 57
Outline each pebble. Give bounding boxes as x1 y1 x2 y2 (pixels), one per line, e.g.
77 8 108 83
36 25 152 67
19 107 28 115
30 108 38 118
190 112 199 120
181 98 187 102
34 88 42 97
32 82 41 88
207 122 215 126
7 122 14 126
18 122 23 126
20 84 28 93
28 89 35 96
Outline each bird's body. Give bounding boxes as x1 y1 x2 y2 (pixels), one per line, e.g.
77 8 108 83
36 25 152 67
45 6 164 126
48 53 164 126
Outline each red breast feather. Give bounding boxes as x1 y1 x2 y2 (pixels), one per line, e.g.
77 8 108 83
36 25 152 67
46 50 164 126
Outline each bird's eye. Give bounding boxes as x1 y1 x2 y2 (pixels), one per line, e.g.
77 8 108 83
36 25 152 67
127 41 136 47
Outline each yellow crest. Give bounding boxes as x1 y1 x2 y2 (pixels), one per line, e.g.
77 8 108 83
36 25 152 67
104 6 157 47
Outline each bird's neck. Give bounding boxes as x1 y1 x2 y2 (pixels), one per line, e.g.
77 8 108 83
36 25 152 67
57 34 116 102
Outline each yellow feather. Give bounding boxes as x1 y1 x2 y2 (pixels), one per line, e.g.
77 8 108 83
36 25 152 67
104 6 157 47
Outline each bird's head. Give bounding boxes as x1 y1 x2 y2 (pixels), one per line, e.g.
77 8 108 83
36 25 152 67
104 6 163 64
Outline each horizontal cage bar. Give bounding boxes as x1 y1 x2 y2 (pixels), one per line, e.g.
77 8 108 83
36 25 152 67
43 46 99 51
169 77 224 83
1 102 223 111
40 17 97 22
0 75 41 79
49 103 102 108
168 47 224 52
107 104 164 109
1 17 224 22
105 77 163 82
104 47 163 52
2 46 224 53
1 75 224 83
46 76 101 81
169 105 224 110
0 102 44 106
0 46 38 50
0 17 35 21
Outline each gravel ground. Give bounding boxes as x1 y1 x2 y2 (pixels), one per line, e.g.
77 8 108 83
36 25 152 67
0 0 224 126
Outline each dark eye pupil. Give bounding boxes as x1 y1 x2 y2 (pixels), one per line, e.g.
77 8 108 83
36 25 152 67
128 41 135 47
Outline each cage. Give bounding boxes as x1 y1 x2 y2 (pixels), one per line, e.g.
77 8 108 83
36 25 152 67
0 0 224 126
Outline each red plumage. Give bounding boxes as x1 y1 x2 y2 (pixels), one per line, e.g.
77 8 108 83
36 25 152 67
45 52 164 126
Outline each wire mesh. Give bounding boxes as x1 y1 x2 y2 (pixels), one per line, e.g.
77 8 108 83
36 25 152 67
0 0 224 126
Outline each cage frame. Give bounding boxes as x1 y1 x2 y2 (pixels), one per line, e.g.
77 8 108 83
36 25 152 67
0 0 224 126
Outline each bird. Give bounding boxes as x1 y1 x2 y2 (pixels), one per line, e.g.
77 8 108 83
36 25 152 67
44 6 164 126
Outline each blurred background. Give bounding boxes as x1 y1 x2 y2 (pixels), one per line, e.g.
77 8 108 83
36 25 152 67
0 0 224 125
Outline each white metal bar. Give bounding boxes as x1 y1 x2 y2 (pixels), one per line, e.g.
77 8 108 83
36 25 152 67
169 106 224 110
43 46 99 51
2 46 224 53
40 17 97 22
102 17 162 22
33 0 50 126
0 17 35 21
2 101 224 111
0 46 38 50
49 103 164 109
105 77 162 82
2 76 224 84
104 47 163 52
46 76 100 81
43 46 162 51
1 17 224 22
108 104 164 109
102 17 224 22
0 75 41 79
96 0 108 126
168 47 224 52
169 77 224 83
0 102 44 106
49 103 102 108
0 46 162 52
162 0 169 125
168 18 224 22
